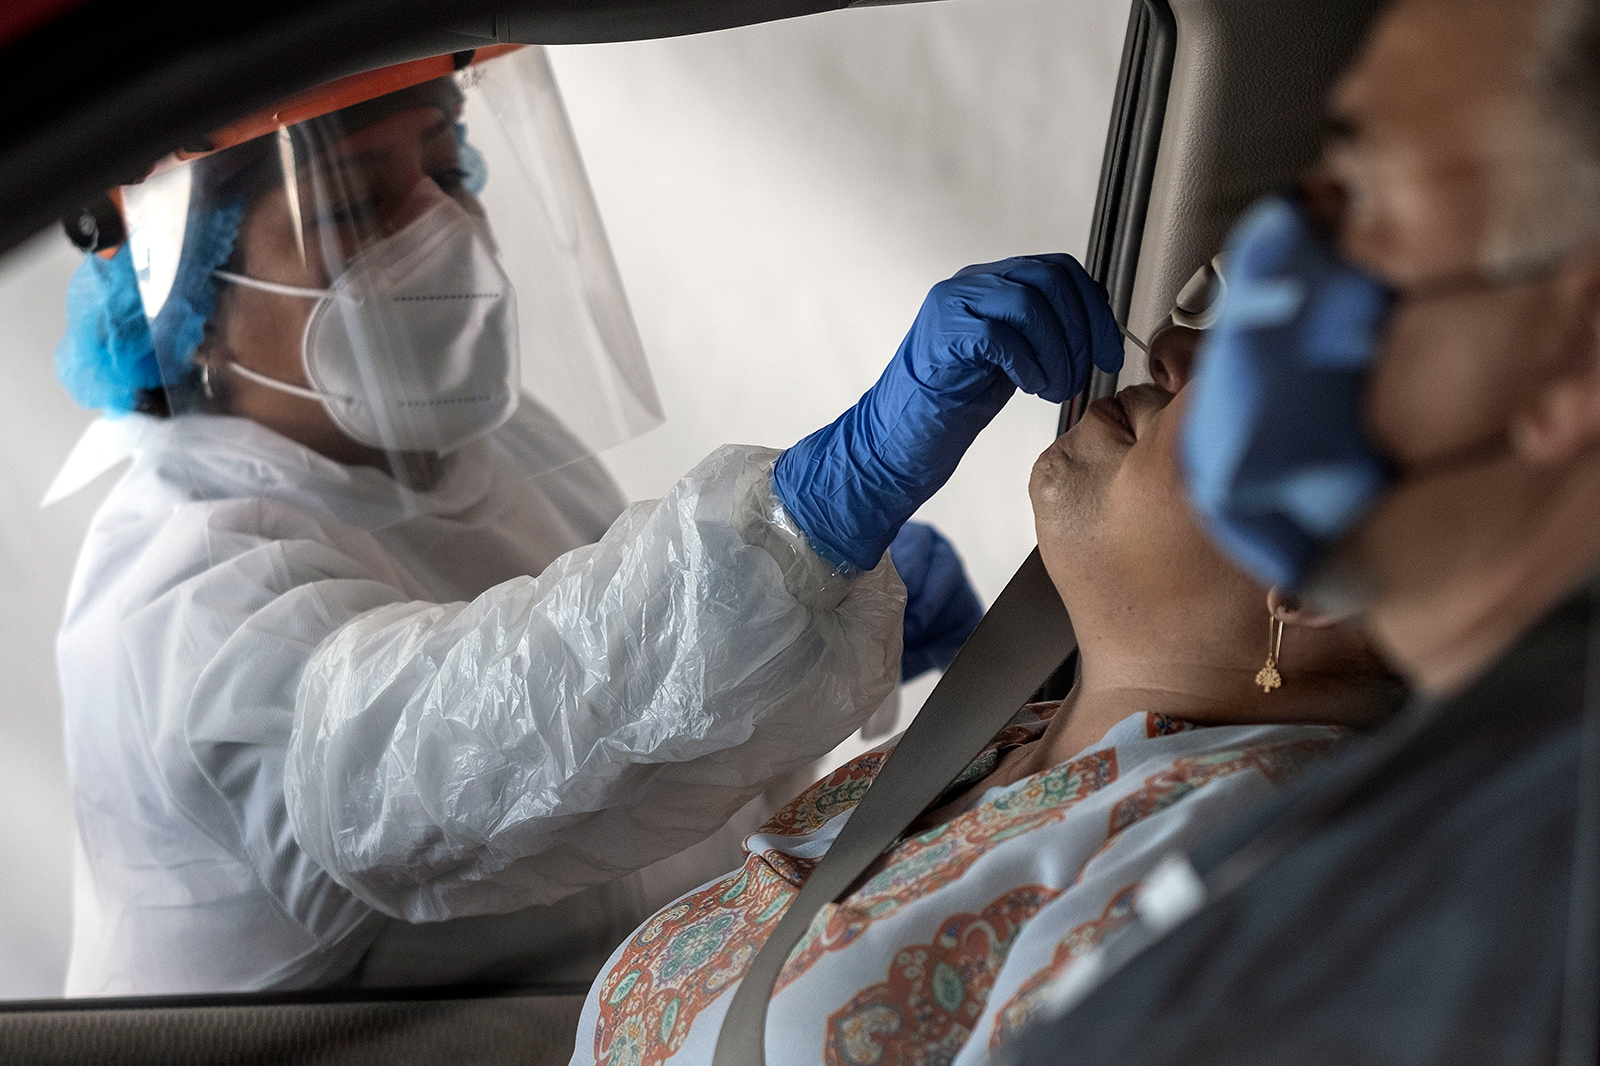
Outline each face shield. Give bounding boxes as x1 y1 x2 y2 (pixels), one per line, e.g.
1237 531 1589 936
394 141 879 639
70 45 661 501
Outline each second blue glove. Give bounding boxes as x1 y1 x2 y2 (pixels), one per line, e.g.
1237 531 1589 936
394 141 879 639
891 521 984 681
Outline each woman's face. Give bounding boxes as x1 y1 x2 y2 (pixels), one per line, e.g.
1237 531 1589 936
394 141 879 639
244 105 482 287
1030 325 1266 641
204 105 484 464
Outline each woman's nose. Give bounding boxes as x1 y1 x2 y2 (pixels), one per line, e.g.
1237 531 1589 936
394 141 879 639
1147 325 1203 394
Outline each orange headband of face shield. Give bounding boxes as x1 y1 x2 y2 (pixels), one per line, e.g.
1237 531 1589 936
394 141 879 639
175 44 522 163
72 44 521 258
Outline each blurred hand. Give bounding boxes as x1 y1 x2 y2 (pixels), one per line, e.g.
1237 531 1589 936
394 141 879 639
890 521 985 681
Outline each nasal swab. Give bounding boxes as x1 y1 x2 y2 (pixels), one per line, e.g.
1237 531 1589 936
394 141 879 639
1120 324 1151 354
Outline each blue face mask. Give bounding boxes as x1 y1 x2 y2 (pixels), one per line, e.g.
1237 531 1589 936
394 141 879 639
1180 193 1394 592
1181 190 1565 595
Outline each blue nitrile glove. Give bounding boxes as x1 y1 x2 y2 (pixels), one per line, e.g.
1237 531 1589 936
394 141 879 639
773 254 1123 571
1182 195 1393 591
890 521 985 681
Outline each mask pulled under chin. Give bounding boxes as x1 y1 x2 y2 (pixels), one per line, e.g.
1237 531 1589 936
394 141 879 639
214 182 521 455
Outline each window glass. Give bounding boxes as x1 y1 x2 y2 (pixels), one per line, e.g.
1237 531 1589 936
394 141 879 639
0 0 1124 998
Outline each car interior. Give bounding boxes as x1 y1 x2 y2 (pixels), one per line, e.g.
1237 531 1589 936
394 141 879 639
0 0 1390 1061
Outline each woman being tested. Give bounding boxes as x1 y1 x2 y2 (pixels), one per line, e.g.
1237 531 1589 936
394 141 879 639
49 47 1121 995
569 310 1403 1066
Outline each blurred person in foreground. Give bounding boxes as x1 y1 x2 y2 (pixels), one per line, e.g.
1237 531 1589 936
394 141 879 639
1010 0 1600 1062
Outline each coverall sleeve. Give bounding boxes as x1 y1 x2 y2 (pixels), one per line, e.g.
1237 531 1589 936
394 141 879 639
285 444 906 923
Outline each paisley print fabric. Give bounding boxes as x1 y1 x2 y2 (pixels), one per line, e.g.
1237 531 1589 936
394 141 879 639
592 857 809 1066
826 884 1062 1066
987 884 1142 1053
572 708 1346 1066
778 746 1117 991
761 751 893 838
1105 738 1338 837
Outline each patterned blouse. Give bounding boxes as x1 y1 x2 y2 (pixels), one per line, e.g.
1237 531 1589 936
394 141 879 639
571 704 1343 1066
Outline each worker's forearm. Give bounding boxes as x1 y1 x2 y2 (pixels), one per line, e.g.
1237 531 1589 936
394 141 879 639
285 444 904 923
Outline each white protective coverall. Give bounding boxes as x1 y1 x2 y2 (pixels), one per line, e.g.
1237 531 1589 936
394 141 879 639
55 399 903 995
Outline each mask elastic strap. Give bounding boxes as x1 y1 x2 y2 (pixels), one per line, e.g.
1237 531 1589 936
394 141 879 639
213 268 330 301
226 360 353 406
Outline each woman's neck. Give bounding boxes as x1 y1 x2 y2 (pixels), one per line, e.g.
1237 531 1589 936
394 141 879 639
912 636 1398 834
1024 650 1395 778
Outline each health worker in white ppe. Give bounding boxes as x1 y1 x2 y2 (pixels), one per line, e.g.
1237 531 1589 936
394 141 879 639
46 46 1122 996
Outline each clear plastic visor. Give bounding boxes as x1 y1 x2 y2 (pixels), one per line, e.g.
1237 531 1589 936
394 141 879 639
119 46 661 499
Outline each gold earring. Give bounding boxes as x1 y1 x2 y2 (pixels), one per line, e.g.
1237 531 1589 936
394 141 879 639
1256 615 1285 694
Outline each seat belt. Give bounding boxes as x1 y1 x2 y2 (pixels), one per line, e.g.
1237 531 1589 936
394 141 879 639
711 547 1077 1066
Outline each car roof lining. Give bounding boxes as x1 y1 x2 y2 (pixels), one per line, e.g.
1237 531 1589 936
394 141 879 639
0 0 931 258
1121 0 1387 381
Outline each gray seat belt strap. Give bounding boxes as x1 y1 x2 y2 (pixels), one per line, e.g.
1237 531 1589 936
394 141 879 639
712 547 1076 1065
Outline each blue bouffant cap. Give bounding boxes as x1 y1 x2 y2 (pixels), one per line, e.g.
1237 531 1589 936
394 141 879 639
53 244 160 414
54 196 244 415
148 198 246 389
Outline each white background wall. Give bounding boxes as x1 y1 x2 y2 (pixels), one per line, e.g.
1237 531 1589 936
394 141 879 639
0 0 1125 997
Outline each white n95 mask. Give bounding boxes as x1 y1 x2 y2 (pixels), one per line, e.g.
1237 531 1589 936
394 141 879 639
214 184 520 454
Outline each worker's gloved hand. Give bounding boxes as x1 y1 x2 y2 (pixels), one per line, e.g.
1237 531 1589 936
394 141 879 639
773 254 1122 571
890 521 984 681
